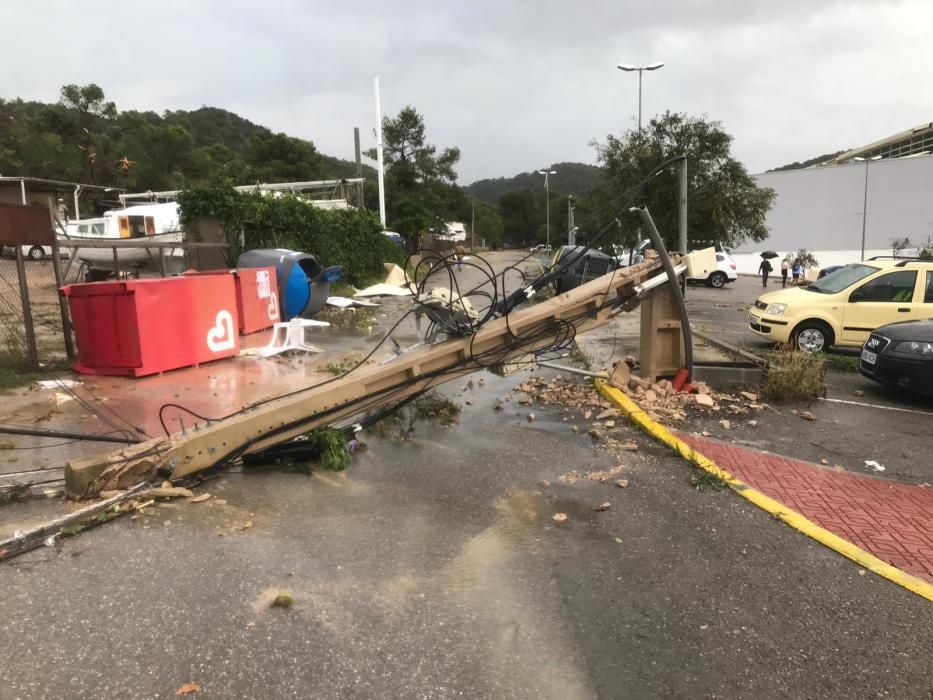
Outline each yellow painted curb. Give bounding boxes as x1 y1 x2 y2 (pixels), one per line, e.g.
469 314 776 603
595 379 933 602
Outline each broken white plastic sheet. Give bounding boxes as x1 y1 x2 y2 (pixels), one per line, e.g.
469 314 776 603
326 296 381 308
353 283 413 298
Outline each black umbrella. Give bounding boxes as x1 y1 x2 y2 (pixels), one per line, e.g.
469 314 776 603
760 251 779 259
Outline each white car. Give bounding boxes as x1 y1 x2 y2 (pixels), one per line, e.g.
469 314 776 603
689 251 737 288
529 244 552 254
1 245 68 261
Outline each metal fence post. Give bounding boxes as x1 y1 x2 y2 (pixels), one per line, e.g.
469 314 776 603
14 246 39 370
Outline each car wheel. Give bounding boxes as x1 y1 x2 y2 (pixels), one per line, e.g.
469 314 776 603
794 321 833 353
708 271 727 288
27 246 45 261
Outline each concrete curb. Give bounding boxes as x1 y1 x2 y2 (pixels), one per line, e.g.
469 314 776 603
594 379 933 603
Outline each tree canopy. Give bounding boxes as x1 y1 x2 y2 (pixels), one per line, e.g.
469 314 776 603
377 106 466 246
0 84 363 202
595 112 775 249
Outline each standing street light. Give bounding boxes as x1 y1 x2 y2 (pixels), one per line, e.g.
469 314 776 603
616 61 664 133
537 169 557 252
853 155 882 260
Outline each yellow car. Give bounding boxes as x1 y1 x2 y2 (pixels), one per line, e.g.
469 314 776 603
748 260 933 352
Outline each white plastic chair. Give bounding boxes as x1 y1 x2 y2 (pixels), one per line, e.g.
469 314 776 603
259 318 331 357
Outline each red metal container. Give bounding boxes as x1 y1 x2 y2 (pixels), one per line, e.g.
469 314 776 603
64 275 240 377
184 267 279 334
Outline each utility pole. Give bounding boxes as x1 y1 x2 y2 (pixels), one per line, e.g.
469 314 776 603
537 169 556 251
373 77 386 228
567 195 575 246
353 127 364 209
471 196 475 250
677 158 687 253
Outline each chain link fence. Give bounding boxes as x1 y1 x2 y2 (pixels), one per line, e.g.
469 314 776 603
0 251 73 371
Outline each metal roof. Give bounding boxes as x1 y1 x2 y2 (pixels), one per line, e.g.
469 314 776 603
825 122 933 165
0 176 124 192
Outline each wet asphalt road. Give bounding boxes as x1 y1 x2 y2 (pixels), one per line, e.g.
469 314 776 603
685 275 933 484
2 257 932 698
1 368 932 699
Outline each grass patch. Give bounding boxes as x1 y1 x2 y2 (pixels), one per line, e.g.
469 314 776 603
0 351 69 391
689 467 728 492
821 353 859 373
568 344 594 371
759 346 827 402
321 356 360 377
414 392 461 425
368 392 461 439
315 306 377 335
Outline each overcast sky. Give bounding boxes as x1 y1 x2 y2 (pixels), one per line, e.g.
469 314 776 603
3 1 932 183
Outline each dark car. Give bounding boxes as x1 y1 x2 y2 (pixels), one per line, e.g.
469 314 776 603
859 319 933 396
818 264 844 279
550 245 618 293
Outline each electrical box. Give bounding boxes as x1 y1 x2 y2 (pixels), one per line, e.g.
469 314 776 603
685 247 717 279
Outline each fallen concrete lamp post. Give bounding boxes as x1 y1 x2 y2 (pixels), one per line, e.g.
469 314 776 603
66 257 686 498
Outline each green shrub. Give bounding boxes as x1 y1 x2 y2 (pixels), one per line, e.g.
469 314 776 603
178 183 404 287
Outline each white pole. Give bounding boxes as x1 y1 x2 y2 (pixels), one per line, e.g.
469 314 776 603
545 173 550 252
374 77 386 228
73 185 82 221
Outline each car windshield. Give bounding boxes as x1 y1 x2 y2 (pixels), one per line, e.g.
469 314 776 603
804 264 879 293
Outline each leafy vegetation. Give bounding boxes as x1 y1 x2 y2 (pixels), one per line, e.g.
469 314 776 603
769 149 847 171
0 84 365 203
759 347 827 402
177 184 403 287
466 162 602 204
794 248 819 270
594 111 775 250
305 427 352 471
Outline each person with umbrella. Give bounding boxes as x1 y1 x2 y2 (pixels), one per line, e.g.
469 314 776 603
758 251 778 288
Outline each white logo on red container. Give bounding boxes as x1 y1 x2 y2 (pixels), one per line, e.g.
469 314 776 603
206 310 236 352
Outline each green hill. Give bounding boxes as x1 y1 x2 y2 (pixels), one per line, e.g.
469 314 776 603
0 85 370 193
465 161 602 203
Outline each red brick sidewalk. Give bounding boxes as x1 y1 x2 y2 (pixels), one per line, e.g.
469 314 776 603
677 433 933 583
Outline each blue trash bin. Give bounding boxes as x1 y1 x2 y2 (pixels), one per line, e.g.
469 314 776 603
237 249 341 320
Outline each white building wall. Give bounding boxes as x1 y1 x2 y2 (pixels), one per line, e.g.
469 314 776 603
732 154 933 273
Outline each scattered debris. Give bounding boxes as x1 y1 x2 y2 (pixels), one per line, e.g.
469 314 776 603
527 412 536 422
719 419 731 430
176 682 203 696
237 520 254 531
552 512 568 523
147 485 195 499
853 390 864 397
799 411 817 421
740 391 759 401
594 502 611 511
588 428 601 440
616 479 629 488
820 459 829 465
271 591 295 608
190 493 212 503
694 394 715 408
560 464 626 484
864 460 885 472
747 420 758 428
538 480 550 488
596 408 619 420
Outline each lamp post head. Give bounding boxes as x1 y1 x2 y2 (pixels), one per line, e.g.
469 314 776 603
617 63 637 72
645 61 665 70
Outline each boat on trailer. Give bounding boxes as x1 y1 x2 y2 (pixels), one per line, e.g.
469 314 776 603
60 203 185 279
